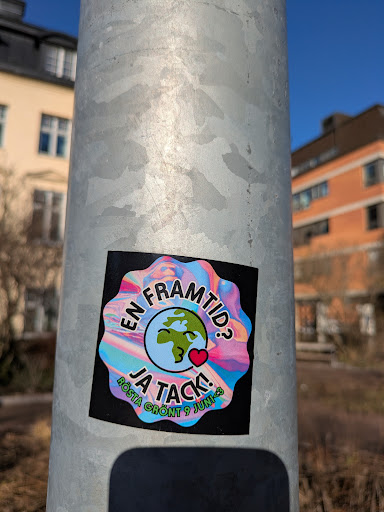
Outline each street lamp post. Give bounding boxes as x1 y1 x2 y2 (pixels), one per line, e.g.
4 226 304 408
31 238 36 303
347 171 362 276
47 0 298 510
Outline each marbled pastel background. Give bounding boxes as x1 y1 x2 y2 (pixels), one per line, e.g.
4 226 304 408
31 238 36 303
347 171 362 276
99 256 252 426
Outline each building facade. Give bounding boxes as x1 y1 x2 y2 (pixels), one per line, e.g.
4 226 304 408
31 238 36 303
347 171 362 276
0 0 75 337
292 105 384 343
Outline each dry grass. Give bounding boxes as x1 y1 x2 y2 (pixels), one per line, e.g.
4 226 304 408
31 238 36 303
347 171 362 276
299 445 384 511
0 419 50 512
298 362 384 511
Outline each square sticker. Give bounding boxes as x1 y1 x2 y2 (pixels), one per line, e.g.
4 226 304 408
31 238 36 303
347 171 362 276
89 251 258 435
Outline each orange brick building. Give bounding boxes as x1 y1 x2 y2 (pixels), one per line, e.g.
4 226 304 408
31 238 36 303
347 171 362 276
291 105 384 343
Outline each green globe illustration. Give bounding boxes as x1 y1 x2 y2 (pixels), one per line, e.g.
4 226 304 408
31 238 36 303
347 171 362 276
144 308 207 373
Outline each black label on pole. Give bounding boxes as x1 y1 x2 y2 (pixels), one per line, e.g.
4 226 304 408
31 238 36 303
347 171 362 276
89 251 258 435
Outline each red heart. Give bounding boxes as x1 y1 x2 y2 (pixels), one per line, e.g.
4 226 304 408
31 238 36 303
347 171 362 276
189 348 208 367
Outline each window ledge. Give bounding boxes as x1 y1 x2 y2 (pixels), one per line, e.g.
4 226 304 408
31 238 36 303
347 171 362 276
37 152 69 160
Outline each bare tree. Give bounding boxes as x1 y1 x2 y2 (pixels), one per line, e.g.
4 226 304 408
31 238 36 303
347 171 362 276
0 165 62 384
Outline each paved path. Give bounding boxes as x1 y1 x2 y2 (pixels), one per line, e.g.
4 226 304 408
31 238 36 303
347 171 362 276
0 400 52 435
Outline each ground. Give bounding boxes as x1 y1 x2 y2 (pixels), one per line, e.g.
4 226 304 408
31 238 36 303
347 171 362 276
298 362 384 511
0 403 51 512
0 362 384 511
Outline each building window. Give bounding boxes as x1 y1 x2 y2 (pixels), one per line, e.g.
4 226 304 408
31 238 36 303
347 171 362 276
45 46 77 81
293 219 329 247
292 181 328 212
0 105 7 147
24 288 58 333
30 190 66 242
363 159 384 187
294 262 303 281
367 203 384 230
291 147 338 177
368 248 384 265
356 303 376 336
295 301 317 342
38 114 71 157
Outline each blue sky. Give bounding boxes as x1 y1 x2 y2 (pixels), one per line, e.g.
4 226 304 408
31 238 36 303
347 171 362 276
24 0 384 151
287 0 384 149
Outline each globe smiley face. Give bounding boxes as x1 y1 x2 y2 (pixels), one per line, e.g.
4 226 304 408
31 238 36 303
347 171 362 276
144 308 208 373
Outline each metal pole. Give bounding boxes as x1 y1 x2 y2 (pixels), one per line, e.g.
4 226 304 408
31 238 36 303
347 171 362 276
47 0 298 510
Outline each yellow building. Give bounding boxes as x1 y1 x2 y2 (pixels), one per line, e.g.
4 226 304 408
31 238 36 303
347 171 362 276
0 0 76 336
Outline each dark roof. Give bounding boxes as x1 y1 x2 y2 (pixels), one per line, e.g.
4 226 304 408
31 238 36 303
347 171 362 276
0 6 77 87
292 105 384 177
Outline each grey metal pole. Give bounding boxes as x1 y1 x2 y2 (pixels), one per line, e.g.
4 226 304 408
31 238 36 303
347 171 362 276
47 0 298 510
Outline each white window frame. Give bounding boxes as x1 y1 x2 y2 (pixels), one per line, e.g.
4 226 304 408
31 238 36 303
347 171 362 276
32 189 66 242
363 159 384 188
367 202 384 231
24 288 59 333
63 50 77 81
39 114 71 158
45 46 77 81
292 181 329 212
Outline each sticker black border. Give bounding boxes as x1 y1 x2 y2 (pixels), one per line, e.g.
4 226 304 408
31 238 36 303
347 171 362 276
89 251 258 435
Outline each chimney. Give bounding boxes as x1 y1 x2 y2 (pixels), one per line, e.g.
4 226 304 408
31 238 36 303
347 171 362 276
0 0 25 20
321 112 351 134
